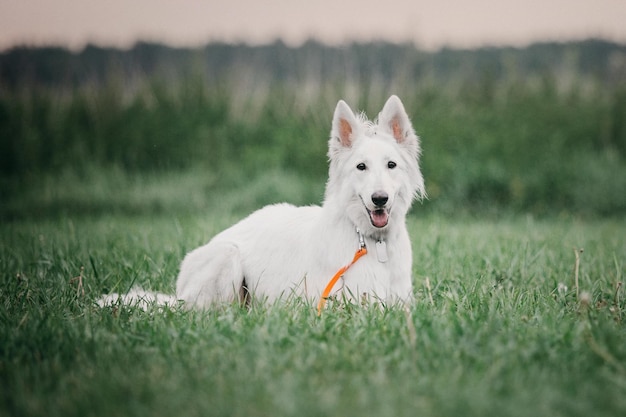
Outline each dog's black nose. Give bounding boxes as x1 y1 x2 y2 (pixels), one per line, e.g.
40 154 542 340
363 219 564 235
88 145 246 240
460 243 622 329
371 191 389 207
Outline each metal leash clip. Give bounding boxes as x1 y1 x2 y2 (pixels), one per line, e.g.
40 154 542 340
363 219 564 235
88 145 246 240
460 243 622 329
356 227 366 249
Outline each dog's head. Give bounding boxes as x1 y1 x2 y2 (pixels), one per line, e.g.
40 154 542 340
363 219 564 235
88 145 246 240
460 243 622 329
325 95 425 236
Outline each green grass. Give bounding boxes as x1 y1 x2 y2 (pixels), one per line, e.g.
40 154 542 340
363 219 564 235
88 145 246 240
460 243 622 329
2 70 625 218
1 213 625 417
3 41 625 416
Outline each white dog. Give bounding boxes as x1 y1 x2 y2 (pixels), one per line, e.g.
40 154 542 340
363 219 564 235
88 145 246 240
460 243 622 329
98 96 424 310
176 95 425 310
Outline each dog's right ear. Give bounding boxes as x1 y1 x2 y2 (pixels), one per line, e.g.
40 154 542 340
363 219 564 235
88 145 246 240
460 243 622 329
331 100 359 148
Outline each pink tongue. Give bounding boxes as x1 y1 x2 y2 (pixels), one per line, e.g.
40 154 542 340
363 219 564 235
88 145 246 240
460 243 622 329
370 210 389 228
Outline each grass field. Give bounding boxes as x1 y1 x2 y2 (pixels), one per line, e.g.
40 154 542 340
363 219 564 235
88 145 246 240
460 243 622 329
1 212 625 417
2 42 626 218
1 41 625 416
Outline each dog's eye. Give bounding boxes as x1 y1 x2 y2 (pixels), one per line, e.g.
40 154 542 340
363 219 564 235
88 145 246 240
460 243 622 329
387 161 397 169
356 163 367 171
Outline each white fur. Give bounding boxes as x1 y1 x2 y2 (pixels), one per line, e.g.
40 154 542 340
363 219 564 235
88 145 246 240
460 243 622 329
176 95 425 308
96 287 178 309
98 96 424 310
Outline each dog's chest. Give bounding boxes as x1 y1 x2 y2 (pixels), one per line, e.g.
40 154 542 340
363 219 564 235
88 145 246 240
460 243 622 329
340 250 397 297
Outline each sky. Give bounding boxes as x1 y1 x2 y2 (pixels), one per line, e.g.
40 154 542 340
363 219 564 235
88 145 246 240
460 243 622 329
1 0 626 51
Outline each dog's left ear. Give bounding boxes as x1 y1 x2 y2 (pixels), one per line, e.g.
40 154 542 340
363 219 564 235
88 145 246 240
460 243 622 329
380 96 425 200
378 95 415 145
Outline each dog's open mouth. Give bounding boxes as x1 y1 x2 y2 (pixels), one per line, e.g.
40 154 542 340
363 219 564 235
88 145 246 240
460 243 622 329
369 208 389 228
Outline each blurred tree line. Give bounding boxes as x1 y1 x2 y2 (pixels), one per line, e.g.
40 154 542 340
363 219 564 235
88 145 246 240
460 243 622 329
1 39 625 90
1 39 625 217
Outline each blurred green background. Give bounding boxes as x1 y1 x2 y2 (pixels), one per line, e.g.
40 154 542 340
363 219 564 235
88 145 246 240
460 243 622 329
1 39 625 219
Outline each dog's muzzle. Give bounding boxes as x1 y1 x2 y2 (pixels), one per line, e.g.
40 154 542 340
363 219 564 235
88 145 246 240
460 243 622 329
368 191 389 228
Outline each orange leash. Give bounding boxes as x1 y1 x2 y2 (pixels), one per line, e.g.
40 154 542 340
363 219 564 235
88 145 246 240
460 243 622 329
317 245 368 315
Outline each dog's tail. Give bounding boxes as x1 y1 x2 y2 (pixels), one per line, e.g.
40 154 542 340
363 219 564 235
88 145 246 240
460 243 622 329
96 287 178 310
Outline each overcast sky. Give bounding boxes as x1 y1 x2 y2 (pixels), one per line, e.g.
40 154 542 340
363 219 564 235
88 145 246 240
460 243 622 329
1 0 625 51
